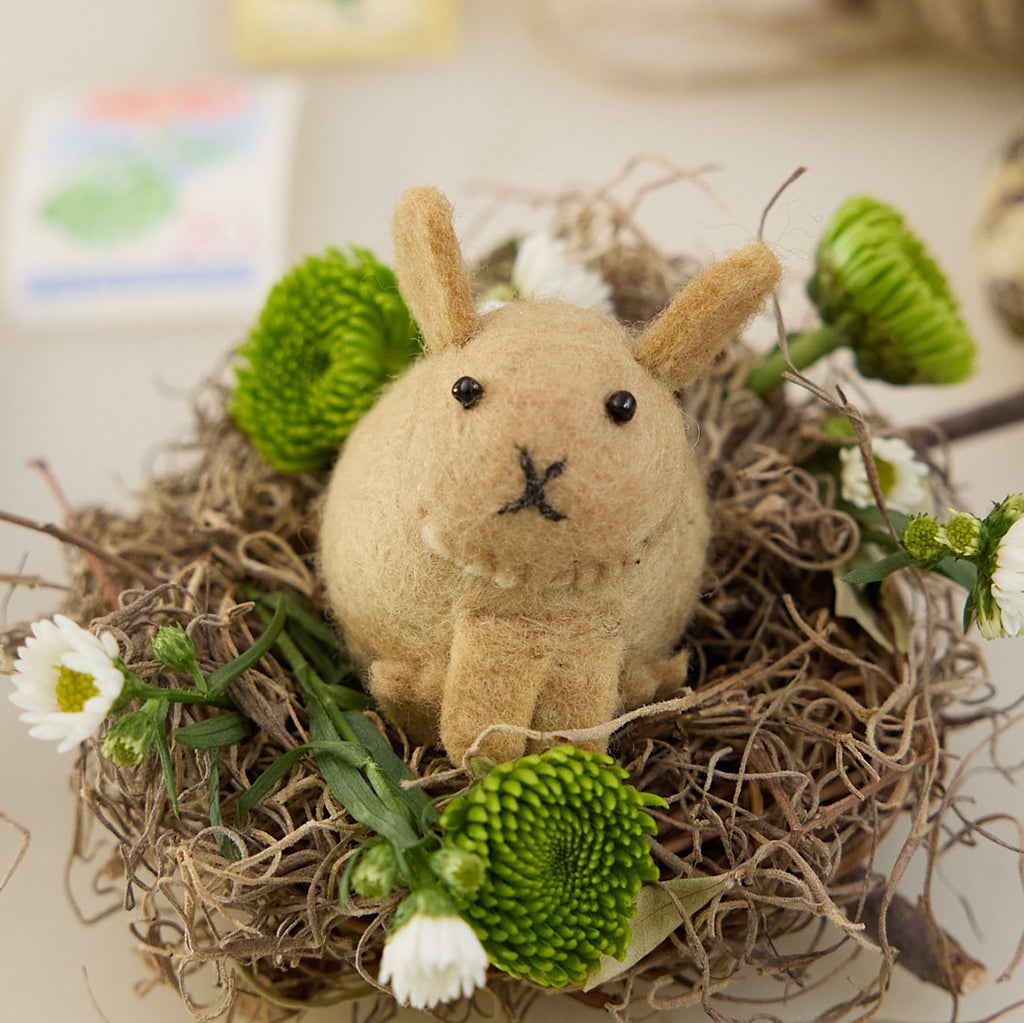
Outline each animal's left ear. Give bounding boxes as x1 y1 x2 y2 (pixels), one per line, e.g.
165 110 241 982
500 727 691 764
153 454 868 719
635 242 781 390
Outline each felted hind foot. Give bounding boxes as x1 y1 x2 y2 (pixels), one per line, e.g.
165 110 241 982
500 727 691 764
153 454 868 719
619 646 692 708
367 659 443 749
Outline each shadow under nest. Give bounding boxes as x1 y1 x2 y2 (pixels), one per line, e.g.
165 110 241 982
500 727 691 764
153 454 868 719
27 255 991 1023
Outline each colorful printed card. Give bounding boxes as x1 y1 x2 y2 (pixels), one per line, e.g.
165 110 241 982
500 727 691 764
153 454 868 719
3 80 301 324
230 0 459 65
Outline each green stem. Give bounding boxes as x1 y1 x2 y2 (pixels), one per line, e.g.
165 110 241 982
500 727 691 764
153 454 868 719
266 621 419 827
123 674 233 709
745 326 844 396
188 664 209 696
397 844 438 891
272 628 359 742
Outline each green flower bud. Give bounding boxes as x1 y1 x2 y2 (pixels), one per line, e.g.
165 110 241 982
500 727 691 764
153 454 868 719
939 510 983 557
350 841 399 900
101 706 160 767
900 514 947 564
968 493 1024 640
430 847 486 900
439 745 667 988
150 623 198 674
808 195 976 385
986 493 1024 532
392 884 457 928
231 247 421 474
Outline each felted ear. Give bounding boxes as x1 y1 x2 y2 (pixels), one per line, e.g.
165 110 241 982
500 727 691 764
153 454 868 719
392 186 479 353
636 242 781 390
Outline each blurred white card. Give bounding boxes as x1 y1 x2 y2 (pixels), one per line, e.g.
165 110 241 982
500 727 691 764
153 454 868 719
4 80 300 325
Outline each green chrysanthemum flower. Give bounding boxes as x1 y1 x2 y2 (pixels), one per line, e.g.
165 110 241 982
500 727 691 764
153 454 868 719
438 745 666 989
747 195 976 394
808 195 975 384
231 247 421 473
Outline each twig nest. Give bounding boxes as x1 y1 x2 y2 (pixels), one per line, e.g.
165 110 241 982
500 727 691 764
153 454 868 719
5 180 1000 1022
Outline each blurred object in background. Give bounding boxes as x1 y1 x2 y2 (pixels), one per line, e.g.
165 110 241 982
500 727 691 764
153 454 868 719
978 111 1024 340
230 0 459 65
841 0 1024 65
517 0 1024 91
3 81 300 326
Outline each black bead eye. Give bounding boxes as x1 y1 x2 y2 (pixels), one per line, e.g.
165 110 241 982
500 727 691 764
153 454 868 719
605 390 636 424
452 376 484 409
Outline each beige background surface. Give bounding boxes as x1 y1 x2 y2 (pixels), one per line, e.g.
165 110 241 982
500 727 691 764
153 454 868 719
1 3 1024 1022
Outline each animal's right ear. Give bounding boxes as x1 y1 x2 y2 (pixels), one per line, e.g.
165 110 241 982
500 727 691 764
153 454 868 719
392 186 479 354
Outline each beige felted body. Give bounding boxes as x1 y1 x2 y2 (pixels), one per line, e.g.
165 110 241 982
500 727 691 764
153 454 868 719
320 187 781 764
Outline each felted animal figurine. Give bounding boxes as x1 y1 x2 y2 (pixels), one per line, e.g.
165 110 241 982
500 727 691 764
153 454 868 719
320 186 781 765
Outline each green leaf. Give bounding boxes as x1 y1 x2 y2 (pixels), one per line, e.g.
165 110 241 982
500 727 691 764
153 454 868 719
234 746 309 825
209 753 239 861
582 875 731 991
935 555 978 591
206 596 288 698
306 700 420 847
840 501 912 535
323 684 373 711
842 550 915 585
151 700 179 818
233 738 374 826
342 710 435 823
833 570 895 652
173 711 251 749
963 587 978 633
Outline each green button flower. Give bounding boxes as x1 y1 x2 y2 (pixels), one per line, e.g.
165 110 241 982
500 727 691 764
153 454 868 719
232 247 421 474
438 745 666 988
747 195 976 394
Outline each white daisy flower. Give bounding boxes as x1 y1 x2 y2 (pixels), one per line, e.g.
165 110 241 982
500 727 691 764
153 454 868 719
985 516 1024 639
8 614 125 753
839 436 931 516
379 890 488 1009
479 233 613 314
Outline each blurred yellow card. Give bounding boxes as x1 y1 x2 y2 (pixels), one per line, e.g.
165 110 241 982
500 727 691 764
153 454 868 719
231 0 459 64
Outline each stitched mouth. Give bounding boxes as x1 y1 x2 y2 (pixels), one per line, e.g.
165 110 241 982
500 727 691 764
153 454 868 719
496 446 567 522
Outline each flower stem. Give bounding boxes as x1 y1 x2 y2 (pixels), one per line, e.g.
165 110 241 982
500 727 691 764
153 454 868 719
123 674 233 709
271 628 359 742
262 620 418 825
745 326 844 395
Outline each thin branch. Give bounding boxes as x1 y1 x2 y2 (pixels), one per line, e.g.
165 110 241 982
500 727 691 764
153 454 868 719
0 812 30 894
28 459 119 610
0 508 160 589
0 572 68 591
844 866 988 995
908 388 1024 448
759 165 807 240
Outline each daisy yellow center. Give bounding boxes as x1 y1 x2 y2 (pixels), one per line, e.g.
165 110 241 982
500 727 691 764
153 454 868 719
874 456 896 497
55 665 100 713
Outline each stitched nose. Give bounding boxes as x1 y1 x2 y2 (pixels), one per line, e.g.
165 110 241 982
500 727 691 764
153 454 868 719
497 446 566 522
